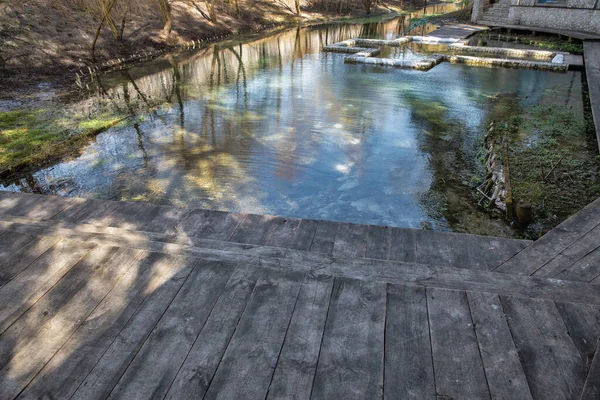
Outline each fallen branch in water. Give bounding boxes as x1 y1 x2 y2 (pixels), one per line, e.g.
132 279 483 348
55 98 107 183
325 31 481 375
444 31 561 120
543 156 564 182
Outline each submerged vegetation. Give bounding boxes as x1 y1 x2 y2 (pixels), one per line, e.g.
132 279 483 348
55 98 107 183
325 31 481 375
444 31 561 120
477 95 600 238
0 108 127 176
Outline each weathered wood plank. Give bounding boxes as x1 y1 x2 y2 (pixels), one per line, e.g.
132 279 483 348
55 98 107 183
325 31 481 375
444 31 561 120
467 291 532 399
0 192 73 220
165 268 258 399
18 251 182 400
95 201 150 229
556 248 600 283
0 239 95 334
264 217 302 248
142 205 187 234
278 251 600 306
388 227 417 263
178 208 242 241
533 225 600 279
107 260 233 400
384 284 435 400
495 196 600 276
332 222 367 259
580 338 600 400
0 216 286 265
427 287 490 399
49 197 97 223
501 296 586 399
0 231 35 267
311 278 386 399
229 213 281 245
0 245 122 369
365 225 390 260
310 220 339 254
288 219 319 251
203 271 303 399
267 275 334 400
0 235 60 288
70 255 195 400
555 301 600 362
0 246 140 400
415 230 529 271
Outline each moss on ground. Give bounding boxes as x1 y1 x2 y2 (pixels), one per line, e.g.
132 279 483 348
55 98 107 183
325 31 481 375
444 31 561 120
0 108 127 176
485 96 600 238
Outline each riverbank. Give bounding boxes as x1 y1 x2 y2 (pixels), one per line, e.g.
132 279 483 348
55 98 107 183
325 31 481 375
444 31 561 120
0 1 412 97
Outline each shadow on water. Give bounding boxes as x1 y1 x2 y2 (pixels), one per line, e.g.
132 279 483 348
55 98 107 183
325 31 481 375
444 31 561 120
0 8 590 237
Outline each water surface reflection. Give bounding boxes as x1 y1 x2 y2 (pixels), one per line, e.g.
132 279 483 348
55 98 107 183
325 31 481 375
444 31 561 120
2 12 586 233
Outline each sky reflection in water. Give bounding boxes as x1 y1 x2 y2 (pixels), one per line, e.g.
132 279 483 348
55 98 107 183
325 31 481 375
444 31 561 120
2 13 585 231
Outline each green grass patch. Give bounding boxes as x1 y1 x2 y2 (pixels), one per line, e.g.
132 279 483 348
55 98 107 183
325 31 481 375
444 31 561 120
0 108 127 175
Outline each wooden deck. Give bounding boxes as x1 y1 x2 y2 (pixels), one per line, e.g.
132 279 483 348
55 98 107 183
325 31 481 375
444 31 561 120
0 191 600 399
425 23 488 40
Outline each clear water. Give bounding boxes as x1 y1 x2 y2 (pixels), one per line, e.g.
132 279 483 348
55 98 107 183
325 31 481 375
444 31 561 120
0 10 587 233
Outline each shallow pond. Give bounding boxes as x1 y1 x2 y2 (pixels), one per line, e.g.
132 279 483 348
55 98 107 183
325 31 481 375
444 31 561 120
0 9 589 235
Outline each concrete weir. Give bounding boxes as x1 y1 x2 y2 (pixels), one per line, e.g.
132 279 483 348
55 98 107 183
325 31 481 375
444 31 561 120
323 37 570 71
323 24 573 72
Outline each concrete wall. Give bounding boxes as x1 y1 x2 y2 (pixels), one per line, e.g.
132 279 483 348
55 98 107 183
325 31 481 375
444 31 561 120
472 0 491 21
507 7 600 33
472 0 600 34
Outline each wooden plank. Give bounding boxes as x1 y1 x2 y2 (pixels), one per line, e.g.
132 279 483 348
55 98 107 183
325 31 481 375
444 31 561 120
96 201 149 229
311 278 386 399
142 205 187 234
0 235 60 288
178 208 242 241
501 296 586 399
384 284 435 400
0 217 286 267
202 271 303 399
0 245 121 369
19 252 185 400
229 214 276 245
556 248 600 283
467 291 532 399
310 220 339 254
278 250 600 306
0 246 141 400
70 254 195 400
365 225 390 260
165 268 258 399
0 238 95 334
288 219 319 251
533 225 600 279
264 217 302 248
332 222 367 259
580 338 600 400
0 192 73 220
555 302 600 362
267 275 334 400
415 230 461 267
107 260 233 400
50 197 97 223
426 287 490 399
495 198 600 275
388 227 417 263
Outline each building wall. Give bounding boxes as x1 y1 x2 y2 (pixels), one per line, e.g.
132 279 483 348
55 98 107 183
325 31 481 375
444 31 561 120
507 7 600 33
472 0 600 34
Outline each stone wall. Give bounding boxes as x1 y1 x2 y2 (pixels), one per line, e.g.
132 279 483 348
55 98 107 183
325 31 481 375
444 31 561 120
472 0 600 34
472 0 492 21
507 7 600 33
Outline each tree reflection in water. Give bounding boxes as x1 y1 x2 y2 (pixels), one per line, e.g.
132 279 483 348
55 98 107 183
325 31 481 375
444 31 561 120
2 9 586 235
